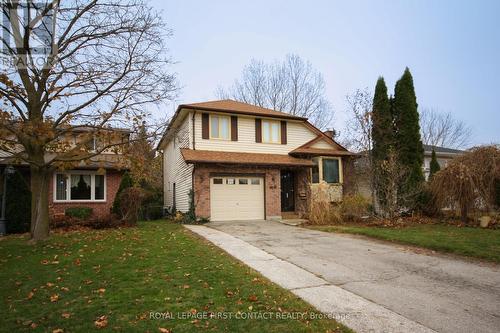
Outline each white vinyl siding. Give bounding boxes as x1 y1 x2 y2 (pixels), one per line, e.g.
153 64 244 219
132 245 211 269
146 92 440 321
310 139 334 149
195 112 316 154
163 112 193 212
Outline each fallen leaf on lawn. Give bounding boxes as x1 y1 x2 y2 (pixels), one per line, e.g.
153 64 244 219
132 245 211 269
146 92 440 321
30 322 38 329
50 294 59 302
84 280 93 285
60 287 69 292
182 284 190 289
248 305 253 311
61 313 71 319
40 259 49 265
158 328 172 333
27 291 34 300
52 329 63 333
46 282 54 287
74 259 81 266
226 291 234 297
94 315 108 329
15 281 22 286
97 288 106 294
248 295 258 302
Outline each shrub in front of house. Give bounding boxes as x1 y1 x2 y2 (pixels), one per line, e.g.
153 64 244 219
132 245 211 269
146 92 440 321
119 187 147 225
340 194 371 221
65 207 93 220
112 172 133 216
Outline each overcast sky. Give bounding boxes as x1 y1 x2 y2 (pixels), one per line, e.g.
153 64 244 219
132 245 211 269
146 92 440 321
151 0 500 147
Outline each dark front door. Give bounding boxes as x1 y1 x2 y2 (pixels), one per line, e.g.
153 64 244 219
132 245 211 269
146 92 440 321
280 170 295 212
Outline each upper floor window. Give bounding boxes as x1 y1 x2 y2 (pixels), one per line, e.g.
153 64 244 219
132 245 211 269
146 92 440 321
210 114 230 140
262 120 280 143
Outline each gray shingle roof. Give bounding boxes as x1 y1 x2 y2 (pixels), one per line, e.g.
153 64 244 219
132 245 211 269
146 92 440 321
423 145 465 154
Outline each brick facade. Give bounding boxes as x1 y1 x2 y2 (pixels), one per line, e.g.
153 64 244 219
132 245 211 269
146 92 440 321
192 164 312 220
193 164 283 219
49 170 123 219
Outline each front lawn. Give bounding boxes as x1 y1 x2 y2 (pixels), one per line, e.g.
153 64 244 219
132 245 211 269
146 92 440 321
308 224 500 263
0 221 350 333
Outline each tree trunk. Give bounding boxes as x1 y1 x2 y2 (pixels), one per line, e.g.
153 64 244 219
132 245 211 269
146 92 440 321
460 202 468 224
30 166 50 241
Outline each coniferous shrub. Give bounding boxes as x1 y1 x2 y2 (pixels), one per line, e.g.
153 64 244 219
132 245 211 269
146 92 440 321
5 169 31 234
112 172 133 215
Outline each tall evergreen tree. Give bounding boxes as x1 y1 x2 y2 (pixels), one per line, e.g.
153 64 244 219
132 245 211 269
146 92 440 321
371 77 394 212
429 149 440 180
393 68 424 199
372 77 393 163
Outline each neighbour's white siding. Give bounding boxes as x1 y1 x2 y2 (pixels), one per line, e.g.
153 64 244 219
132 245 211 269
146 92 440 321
163 112 193 212
194 112 317 154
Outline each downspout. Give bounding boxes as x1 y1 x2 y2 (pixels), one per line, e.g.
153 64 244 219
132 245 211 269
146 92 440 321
192 110 196 150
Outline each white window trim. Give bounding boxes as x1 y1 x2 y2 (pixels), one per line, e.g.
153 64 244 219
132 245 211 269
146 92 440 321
209 114 231 140
54 170 107 203
261 119 281 144
311 156 343 184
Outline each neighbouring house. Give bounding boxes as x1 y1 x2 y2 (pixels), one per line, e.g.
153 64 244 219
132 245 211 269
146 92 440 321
354 144 466 201
0 127 130 231
158 99 356 221
423 144 465 180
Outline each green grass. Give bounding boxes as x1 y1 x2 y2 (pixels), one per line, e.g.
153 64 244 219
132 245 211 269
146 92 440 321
0 221 350 333
309 224 500 263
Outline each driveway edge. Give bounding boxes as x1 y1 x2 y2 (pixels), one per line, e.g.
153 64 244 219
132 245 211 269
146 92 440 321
184 224 435 333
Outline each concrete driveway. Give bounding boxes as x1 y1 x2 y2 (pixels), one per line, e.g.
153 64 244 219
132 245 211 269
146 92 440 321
207 220 500 333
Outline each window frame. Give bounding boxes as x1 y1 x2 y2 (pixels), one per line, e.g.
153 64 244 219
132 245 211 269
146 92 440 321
310 156 343 184
209 114 231 140
261 119 281 144
53 170 107 202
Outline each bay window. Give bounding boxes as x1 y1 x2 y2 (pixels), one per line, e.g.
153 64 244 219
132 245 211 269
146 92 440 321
210 114 230 140
262 120 280 143
55 171 106 201
311 157 342 184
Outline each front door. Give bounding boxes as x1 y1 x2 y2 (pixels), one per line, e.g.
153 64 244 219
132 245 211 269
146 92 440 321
280 170 295 212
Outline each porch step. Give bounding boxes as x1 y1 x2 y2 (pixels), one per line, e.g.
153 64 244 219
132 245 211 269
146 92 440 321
281 212 300 219
279 219 308 226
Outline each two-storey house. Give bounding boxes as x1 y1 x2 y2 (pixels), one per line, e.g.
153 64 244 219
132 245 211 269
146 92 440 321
158 100 355 221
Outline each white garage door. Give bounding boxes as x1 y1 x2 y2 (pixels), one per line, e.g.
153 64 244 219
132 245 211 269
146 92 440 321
210 176 265 221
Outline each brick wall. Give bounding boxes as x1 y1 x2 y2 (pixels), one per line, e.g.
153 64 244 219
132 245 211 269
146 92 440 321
193 164 282 219
49 170 123 219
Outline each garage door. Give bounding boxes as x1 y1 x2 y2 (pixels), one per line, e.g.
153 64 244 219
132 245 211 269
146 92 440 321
210 176 265 221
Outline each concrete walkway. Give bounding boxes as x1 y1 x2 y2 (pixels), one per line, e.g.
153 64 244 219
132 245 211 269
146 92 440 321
185 224 435 333
186 220 500 333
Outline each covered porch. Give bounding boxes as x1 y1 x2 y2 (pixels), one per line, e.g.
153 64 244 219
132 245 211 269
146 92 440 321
181 149 313 221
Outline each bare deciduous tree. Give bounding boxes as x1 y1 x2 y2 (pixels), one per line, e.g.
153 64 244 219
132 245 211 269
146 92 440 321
420 108 472 149
217 54 333 129
343 88 373 153
0 0 177 240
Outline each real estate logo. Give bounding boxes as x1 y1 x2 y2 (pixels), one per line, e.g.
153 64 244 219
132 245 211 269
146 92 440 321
1 0 58 67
